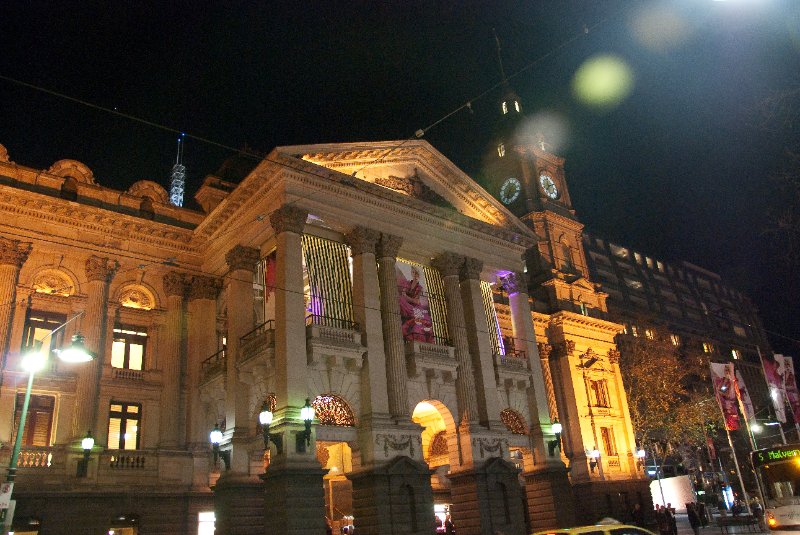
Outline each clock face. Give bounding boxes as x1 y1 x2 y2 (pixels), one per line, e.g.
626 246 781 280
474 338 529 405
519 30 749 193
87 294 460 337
499 177 521 204
539 173 559 199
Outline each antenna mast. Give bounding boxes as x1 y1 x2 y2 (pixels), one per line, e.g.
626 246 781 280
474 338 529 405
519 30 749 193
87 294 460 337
493 28 507 82
169 133 186 207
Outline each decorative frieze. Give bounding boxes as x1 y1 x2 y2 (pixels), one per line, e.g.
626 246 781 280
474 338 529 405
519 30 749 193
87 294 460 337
552 339 576 359
0 237 32 268
471 436 507 459
225 245 260 272
375 433 419 458
188 275 222 301
376 233 402 259
268 204 308 235
607 348 621 365
85 255 119 283
459 257 483 281
345 226 380 256
537 343 552 360
163 271 189 297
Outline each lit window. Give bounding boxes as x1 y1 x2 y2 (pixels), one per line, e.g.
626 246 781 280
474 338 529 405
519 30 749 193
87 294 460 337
22 310 67 354
600 426 617 456
514 101 520 112
731 349 741 360
497 144 505 158
502 101 508 114
14 393 55 447
644 329 654 340
108 402 141 450
624 278 643 290
634 253 643 263
703 342 714 354
590 380 611 408
198 511 215 535
670 334 680 346
733 326 746 337
111 326 147 370
631 325 639 337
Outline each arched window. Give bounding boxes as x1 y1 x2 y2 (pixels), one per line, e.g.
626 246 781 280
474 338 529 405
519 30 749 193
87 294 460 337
500 408 528 435
311 394 355 426
502 101 508 114
60 177 78 201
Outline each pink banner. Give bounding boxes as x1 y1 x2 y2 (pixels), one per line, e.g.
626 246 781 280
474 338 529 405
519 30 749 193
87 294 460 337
396 262 434 343
735 369 755 423
711 362 739 431
761 352 788 423
778 355 800 423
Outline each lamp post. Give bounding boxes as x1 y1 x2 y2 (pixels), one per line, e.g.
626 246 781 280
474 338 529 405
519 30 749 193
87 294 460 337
548 419 562 457
76 431 95 477
0 312 94 532
258 399 283 454
209 424 230 470
297 399 314 453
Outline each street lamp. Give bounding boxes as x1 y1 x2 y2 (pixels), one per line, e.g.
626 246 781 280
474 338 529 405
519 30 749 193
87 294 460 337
0 313 94 529
209 424 230 470
636 448 646 470
297 399 314 453
548 419 562 456
258 399 283 454
77 431 94 477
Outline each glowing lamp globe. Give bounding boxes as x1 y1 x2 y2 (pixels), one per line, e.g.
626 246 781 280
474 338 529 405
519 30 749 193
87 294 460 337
57 333 96 363
81 432 95 451
259 407 273 426
300 399 314 423
552 421 562 434
21 351 48 373
209 426 223 445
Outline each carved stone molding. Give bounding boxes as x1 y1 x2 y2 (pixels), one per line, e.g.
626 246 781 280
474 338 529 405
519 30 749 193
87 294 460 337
607 348 620 365
432 252 464 278
225 245 260 273
376 233 402 259
459 257 483 281
552 339 576 359
163 271 189 298
0 144 9 163
537 343 552 360
375 433 419 458
188 275 222 301
344 226 380 256
471 437 506 459
0 237 32 268
268 205 307 235
498 271 527 294
85 255 119 283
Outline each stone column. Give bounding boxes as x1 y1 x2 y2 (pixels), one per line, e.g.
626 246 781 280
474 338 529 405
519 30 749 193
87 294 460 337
223 244 260 473
432 252 478 429
0 237 31 375
160 271 187 449
74 255 118 439
375 233 409 421
458 257 501 428
260 205 327 535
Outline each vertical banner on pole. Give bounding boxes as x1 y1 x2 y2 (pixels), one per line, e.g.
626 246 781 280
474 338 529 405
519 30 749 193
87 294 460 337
778 355 800 423
735 369 756 422
711 362 740 431
760 352 788 423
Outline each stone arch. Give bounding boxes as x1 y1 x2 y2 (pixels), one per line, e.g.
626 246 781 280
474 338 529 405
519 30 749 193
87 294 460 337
30 268 78 297
47 159 95 184
311 393 356 426
115 283 157 311
0 143 9 163
500 408 528 435
412 399 458 469
60 177 78 201
127 180 169 204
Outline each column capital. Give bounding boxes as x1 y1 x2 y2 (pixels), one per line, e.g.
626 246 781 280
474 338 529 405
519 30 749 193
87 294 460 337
225 245 260 273
345 226 380 256
499 271 527 294
376 234 403 259
85 255 119 283
459 257 483 281
0 237 32 268
188 275 223 301
163 271 189 298
537 342 553 360
432 252 464 278
269 205 307 235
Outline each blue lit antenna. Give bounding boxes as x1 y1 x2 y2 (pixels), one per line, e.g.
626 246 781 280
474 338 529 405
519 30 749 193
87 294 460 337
169 133 186 207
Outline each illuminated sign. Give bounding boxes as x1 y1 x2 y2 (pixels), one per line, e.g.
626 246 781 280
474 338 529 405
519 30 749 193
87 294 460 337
752 445 800 468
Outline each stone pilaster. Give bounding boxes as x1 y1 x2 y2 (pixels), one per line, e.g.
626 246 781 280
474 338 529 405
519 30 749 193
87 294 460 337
375 233 409 420
224 245 260 473
213 473 266 535
432 252 479 430
0 237 31 371
458 257 501 428
160 271 188 449
74 255 118 439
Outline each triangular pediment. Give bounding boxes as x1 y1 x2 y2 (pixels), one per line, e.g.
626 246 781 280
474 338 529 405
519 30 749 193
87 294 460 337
571 277 596 292
277 140 534 237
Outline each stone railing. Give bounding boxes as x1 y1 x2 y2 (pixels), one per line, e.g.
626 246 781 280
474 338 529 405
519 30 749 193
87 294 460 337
112 368 145 381
18 447 55 468
200 348 226 381
107 452 149 470
305 315 364 367
497 350 528 369
405 340 456 379
606 456 620 469
240 320 276 363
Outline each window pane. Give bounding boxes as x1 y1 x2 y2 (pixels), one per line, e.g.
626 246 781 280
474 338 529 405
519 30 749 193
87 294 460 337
128 343 143 370
111 340 126 368
124 424 138 450
127 405 139 414
108 418 122 449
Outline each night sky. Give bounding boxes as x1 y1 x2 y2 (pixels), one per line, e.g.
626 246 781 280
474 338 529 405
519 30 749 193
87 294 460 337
1 1 799 351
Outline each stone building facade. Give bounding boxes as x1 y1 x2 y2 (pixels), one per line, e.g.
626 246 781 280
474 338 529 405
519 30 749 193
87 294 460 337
0 138 647 535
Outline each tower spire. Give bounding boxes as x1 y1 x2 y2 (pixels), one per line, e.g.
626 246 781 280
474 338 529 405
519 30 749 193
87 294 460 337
169 133 186 207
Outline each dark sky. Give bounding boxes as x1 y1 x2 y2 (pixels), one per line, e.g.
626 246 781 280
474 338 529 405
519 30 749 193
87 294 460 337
2 1 799 351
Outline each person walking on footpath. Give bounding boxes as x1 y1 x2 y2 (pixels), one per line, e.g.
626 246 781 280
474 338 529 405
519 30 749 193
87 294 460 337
687 503 701 535
631 503 644 527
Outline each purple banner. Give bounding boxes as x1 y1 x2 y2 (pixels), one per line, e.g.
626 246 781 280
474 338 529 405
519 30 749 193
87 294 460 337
761 353 788 423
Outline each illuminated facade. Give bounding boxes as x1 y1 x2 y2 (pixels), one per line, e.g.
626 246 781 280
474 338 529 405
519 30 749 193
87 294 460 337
0 136 648 535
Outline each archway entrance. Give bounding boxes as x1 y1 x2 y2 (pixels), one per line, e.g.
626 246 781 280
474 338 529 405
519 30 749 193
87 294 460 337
412 400 456 530
318 441 353 534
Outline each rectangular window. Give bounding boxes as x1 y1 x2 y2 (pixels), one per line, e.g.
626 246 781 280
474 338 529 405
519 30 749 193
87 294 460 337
591 380 610 408
600 427 617 456
731 349 741 360
630 325 639 337
733 325 747 337
22 310 67 353
302 235 354 328
111 326 147 370
108 402 141 450
13 393 55 447
703 342 714 354
198 512 215 535
670 334 681 346
644 329 655 340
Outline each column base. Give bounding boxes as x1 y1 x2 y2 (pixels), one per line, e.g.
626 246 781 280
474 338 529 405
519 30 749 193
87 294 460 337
213 472 264 535
571 478 652 526
449 457 527 535
261 457 327 535
348 456 434 535
523 463 576 530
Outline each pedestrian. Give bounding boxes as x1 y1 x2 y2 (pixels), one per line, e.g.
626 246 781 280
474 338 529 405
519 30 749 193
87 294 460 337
445 514 455 535
631 503 644 527
751 496 764 531
657 506 671 535
697 501 709 527
665 503 677 535
687 503 701 535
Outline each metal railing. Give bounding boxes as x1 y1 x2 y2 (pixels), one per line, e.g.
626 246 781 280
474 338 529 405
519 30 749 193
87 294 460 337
305 314 359 331
200 348 226 376
241 320 275 343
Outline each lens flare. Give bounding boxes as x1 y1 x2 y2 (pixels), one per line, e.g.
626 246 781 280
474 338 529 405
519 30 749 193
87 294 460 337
572 55 634 110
